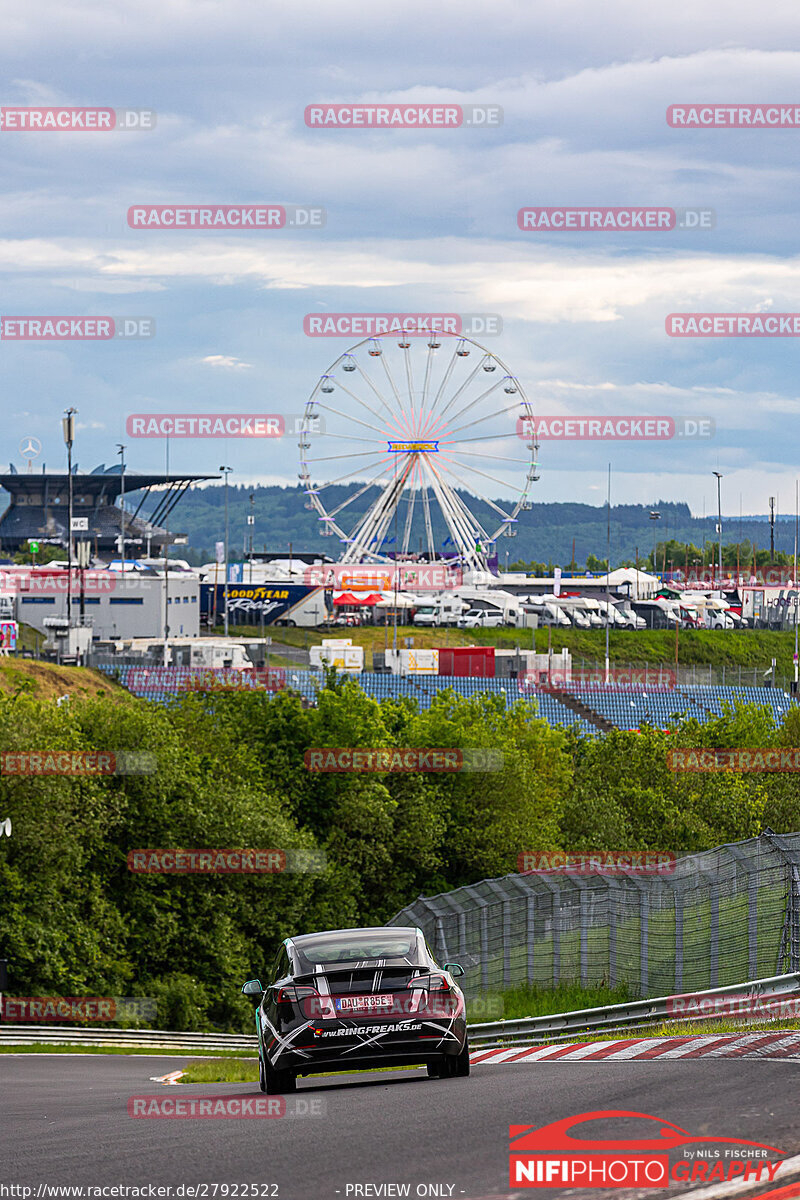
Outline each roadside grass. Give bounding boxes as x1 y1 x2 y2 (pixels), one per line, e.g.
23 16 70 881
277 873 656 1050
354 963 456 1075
179 1059 422 1084
491 981 633 1022
0 1043 254 1058
181 1058 259 1083
240 625 800 680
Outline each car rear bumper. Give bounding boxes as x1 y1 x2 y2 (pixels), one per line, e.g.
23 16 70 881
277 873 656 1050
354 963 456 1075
264 1017 466 1074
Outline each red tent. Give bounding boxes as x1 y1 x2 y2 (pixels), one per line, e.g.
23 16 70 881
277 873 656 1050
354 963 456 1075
359 593 383 606
333 592 360 606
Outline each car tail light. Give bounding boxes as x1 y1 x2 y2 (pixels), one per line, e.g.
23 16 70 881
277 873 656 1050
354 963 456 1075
406 973 460 1016
276 986 336 1018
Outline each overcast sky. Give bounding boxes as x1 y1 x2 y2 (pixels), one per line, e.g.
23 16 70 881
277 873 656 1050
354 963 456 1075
2 0 799 521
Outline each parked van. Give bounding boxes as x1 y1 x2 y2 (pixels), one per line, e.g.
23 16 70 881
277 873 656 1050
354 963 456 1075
457 608 504 629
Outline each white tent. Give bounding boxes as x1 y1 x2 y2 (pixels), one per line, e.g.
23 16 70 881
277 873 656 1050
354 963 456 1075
596 567 660 596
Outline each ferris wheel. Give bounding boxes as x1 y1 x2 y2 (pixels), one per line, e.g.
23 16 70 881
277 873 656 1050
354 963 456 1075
298 332 540 571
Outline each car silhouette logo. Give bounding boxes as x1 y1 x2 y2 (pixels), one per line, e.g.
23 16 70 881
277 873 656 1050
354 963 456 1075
510 1110 782 1155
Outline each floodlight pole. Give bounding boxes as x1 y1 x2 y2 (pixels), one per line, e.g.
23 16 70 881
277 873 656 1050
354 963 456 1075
713 472 723 589
117 444 126 572
62 408 77 623
220 467 232 636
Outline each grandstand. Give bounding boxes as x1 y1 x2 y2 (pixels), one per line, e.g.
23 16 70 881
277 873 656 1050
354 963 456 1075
96 663 798 734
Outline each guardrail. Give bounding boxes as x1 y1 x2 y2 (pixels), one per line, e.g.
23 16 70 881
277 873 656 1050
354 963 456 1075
466 971 800 1048
0 1026 257 1052
1 972 797 1053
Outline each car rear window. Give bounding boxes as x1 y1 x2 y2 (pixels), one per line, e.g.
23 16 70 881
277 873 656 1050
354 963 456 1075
296 931 418 966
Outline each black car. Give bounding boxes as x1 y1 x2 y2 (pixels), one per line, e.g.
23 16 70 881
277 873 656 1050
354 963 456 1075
242 925 470 1093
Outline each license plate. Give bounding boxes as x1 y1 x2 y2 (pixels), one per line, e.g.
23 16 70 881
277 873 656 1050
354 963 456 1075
334 994 394 1012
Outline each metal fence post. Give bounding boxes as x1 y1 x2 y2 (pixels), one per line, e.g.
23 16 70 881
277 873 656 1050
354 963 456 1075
674 886 683 993
527 893 536 985
608 881 618 988
480 904 489 992
578 882 590 986
728 843 759 980
640 889 649 994
709 886 719 988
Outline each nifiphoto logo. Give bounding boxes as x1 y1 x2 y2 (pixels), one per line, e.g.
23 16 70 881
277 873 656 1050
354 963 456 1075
509 1110 784 1189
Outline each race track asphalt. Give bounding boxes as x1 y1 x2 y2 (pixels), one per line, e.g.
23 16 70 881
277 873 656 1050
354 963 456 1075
2 1054 799 1200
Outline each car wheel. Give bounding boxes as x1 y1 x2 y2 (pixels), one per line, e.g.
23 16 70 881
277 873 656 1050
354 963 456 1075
258 1054 267 1093
265 1055 296 1095
453 1038 471 1077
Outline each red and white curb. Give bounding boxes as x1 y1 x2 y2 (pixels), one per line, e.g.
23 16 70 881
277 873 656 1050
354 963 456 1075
150 1069 185 1084
471 1031 800 1064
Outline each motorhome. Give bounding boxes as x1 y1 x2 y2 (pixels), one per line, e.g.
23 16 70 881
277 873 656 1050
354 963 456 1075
412 596 466 627
116 637 255 671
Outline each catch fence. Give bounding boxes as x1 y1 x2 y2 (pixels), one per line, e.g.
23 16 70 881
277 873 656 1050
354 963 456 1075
389 831 800 1000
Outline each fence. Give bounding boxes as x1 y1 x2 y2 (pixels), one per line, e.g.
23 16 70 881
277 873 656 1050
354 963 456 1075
389 831 800 1001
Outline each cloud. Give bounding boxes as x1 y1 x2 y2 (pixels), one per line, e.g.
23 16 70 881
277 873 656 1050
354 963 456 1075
199 354 252 370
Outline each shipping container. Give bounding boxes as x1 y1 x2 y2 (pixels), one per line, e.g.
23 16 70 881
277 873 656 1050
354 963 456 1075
438 646 495 677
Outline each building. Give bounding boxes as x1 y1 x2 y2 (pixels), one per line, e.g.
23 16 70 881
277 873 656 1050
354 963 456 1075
3 567 199 640
0 464 215 556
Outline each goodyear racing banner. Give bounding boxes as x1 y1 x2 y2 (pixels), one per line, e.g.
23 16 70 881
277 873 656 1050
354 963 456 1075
200 582 321 625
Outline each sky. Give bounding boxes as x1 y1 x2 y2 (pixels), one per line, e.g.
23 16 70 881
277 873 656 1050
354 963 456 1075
2 0 800 528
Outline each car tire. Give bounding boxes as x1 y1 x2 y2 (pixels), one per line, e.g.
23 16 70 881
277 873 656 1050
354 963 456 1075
258 1054 267 1093
265 1056 296 1095
453 1038 470 1077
